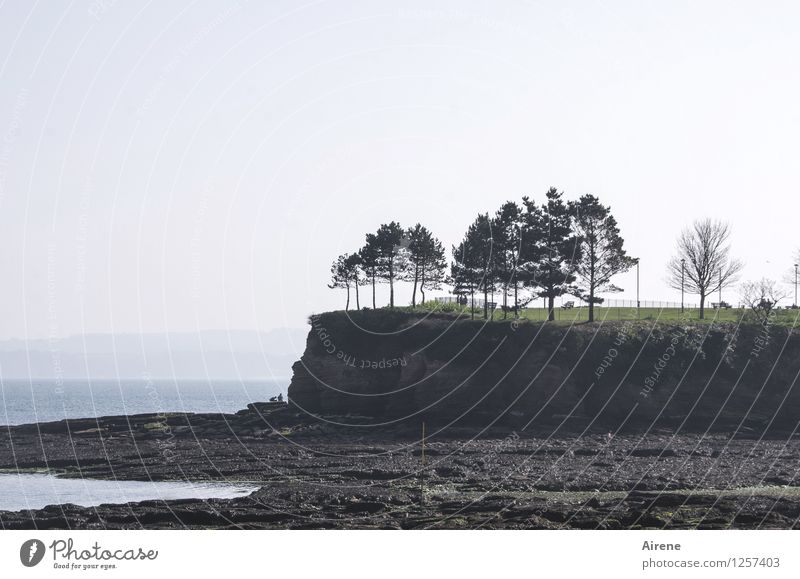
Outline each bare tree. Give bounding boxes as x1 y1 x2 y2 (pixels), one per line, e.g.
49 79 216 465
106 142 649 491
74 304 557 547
740 278 790 325
666 219 743 319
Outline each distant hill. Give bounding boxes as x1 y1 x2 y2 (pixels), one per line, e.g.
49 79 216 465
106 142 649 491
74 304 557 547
0 329 306 379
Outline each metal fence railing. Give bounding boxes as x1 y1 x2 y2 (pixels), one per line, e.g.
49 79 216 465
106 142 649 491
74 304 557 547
434 296 496 308
435 295 702 310
599 299 699 309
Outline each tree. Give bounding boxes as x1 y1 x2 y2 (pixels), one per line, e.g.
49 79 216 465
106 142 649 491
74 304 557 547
523 188 580 321
406 224 447 306
474 214 497 319
740 278 789 325
328 253 357 310
345 252 365 310
666 219 744 320
359 236 380 308
571 195 637 322
374 221 408 308
450 254 473 318
492 201 524 318
406 224 428 307
452 214 493 320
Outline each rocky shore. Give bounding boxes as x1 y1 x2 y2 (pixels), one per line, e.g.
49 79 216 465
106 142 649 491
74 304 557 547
4 312 800 529
3 403 800 529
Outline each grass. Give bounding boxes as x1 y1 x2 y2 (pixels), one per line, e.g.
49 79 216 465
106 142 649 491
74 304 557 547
400 302 800 326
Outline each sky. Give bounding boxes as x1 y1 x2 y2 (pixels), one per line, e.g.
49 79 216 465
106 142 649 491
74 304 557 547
1 0 799 341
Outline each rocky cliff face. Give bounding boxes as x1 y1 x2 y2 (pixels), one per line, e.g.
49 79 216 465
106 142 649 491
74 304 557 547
288 310 800 433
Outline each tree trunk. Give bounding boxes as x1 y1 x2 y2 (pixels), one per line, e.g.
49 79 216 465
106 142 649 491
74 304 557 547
411 263 419 307
588 248 596 322
503 287 508 320
470 289 475 320
699 293 706 320
484 287 489 320
514 283 518 318
547 294 555 321
355 282 360 310
345 285 350 311
389 264 394 308
371 269 376 309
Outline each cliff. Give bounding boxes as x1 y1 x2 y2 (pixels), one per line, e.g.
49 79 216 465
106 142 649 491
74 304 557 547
287 310 800 433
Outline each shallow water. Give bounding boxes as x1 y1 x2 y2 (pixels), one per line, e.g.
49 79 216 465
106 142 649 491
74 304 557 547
0 379 287 425
0 473 259 512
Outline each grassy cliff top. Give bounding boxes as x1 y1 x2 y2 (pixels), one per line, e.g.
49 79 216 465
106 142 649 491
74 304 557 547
313 302 800 328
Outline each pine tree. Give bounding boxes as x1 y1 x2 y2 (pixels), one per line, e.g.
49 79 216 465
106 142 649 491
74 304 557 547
453 214 495 320
492 201 524 318
374 222 407 308
359 235 380 309
524 188 580 321
328 254 354 310
407 224 447 307
571 195 636 322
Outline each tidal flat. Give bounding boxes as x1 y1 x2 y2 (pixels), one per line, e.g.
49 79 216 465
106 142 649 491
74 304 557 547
2 404 799 529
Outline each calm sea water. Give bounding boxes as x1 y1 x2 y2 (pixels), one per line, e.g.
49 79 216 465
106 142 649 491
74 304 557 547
0 379 287 426
0 473 259 512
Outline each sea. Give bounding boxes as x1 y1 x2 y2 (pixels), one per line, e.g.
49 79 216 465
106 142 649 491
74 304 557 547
0 473 260 512
0 378 288 426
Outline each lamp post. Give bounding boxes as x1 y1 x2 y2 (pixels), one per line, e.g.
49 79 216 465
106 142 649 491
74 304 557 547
636 259 640 319
680 258 685 313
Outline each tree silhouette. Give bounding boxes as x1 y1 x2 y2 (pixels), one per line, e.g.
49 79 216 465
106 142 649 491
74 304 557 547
667 219 744 319
524 188 580 321
492 201 524 318
346 252 365 310
406 224 447 307
374 221 408 308
359 235 380 309
740 278 789 325
572 194 637 322
328 253 358 310
452 214 495 319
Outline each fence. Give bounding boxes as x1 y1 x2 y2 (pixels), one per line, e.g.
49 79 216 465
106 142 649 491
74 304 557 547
435 295 701 310
434 296 497 308
599 298 700 309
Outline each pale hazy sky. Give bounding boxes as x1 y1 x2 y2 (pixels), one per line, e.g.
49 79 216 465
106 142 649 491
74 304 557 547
1 0 799 340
